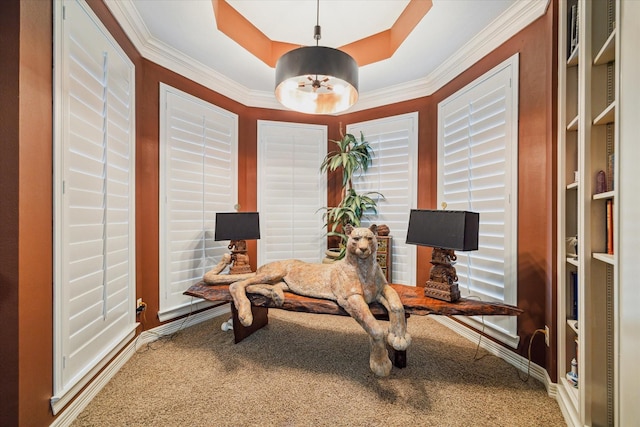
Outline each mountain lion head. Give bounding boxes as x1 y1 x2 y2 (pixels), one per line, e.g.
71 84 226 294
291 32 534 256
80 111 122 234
344 224 378 259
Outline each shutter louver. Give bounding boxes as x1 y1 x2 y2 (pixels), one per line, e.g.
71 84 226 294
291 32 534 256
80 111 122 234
55 0 136 399
441 76 508 302
348 113 418 285
438 58 518 344
257 122 327 264
160 85 237 314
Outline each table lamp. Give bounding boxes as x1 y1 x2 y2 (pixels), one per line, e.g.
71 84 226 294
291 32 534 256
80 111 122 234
406 209 479 302
214 212 260 274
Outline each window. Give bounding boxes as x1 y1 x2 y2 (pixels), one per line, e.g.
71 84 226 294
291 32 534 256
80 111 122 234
347 113 419 285
437 54 519 347
159 84 238 321
53 0 136 413
257 121 327 264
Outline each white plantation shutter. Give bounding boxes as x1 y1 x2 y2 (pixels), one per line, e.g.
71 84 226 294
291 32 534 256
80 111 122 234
438 55 519 346
159 84 237 319
257 121 327 265
347 113 418 285
53 0 135 411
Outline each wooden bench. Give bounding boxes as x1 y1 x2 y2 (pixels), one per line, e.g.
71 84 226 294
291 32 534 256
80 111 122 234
185 282 523 368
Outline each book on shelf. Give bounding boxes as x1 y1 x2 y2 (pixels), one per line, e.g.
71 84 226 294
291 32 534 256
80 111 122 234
607 152 615 191
595 170 606 194
607 199 613 254
571 271 578 319
568 4 579 59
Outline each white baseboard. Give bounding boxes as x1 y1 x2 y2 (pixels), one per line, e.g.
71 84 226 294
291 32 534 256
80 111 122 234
50 304 230 427
432 317 556 396
433 317 577 425
555 379 582 427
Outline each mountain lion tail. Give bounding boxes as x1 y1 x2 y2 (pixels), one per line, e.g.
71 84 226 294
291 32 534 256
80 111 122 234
202 253 256 284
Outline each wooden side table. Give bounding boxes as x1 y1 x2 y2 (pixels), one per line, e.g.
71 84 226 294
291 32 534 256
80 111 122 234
376 235 392 282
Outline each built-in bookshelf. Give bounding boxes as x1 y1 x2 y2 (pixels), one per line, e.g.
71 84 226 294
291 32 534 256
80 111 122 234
557 0 619 425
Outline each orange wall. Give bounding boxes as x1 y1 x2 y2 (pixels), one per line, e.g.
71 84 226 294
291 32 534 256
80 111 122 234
1 1 54 426
1 0 557 424
1 2 23 425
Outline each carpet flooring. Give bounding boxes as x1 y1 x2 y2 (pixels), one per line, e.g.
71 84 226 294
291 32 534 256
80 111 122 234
72 309 566 426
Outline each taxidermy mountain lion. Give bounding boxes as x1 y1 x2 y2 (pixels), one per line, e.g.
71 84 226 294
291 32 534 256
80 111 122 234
203 224 411 377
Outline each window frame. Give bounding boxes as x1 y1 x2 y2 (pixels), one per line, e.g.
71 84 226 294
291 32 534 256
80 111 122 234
52 0 136 413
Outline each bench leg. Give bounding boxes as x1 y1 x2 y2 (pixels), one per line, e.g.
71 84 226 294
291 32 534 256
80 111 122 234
387 314 409 368
388 346 407 368
231 303 269 344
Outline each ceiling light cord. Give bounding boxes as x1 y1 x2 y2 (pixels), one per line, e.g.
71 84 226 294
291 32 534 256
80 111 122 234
314 0 321 46
313 0 321 79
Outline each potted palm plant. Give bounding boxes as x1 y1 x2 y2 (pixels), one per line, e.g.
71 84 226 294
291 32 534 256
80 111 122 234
320 130 383 260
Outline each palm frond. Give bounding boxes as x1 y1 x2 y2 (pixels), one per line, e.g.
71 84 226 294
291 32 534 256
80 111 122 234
319 130 385 248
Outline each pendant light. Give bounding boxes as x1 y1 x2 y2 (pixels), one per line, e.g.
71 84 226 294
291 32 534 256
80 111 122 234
274 0 358 115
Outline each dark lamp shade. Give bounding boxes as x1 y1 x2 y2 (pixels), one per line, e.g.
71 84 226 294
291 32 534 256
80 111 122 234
406 209 479 251
275 46 358 115
214 212 260 241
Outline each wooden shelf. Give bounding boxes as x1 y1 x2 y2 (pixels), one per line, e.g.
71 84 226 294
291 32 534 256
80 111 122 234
593 101 616 126
594 29 616 65
567 257 578 267
567 115 579 131
567 45 579 67
567 182 578 190
593 190 614 200
567 319 579 335
593 253 614 265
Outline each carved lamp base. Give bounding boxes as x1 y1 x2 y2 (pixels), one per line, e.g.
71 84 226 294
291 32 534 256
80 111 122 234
228 239 253 275
424 280 460 302
424 247 461 302
229 263 253 275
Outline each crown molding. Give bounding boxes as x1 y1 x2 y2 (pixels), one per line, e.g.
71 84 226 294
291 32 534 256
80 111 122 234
106 0 549 114
105 0 256 106
422 0 549 95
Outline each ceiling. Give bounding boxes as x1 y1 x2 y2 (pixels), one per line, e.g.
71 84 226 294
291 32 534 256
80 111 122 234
105 0 549 113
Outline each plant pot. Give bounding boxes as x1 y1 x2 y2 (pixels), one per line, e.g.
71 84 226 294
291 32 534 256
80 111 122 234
323 248 341 264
